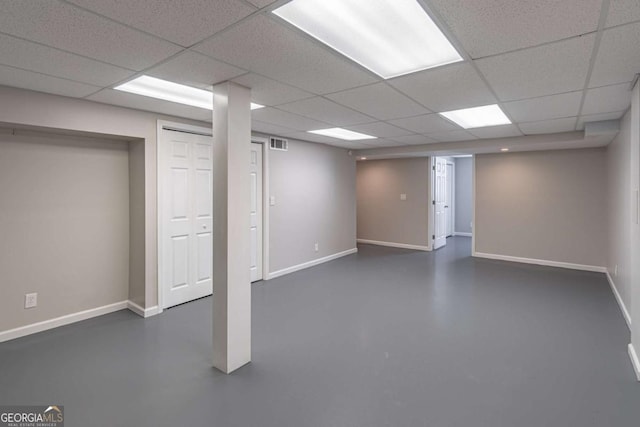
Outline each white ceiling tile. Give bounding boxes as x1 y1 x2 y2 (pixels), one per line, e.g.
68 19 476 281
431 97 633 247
503 91 583 122
344 122 413 138
582 83 632 115
326 83 429 120
606 0 640 27
86 88 213 121
0 64 100 98
467 124 522 139
359 138 403 148
66 0 255 47
195 15 377 94
388 62 497 111
246 0 278 8
147 51 246 89
0 34 134 87
390 135 439 145
475 34 595 101
277 97 375 126
252 107 330 131
252 120 297 136
231 73 314 106
518 118 577 135
590 23 640 88
428 130 477 142
279 131 373 148
428 0 602 58
388 114 459 134
0 0 182 71
577 111 626 130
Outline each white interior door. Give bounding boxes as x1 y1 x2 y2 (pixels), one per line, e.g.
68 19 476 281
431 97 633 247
250 143 263 282
445 163 453 237
160 129 213 309
433 157 447 250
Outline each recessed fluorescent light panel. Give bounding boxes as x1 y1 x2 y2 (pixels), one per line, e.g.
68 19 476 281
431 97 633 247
273 0 462 79
308 128 376 140
439 104 512 129
115 75 265 110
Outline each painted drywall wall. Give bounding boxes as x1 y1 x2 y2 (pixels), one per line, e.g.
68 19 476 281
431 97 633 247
267 137 357 274
454 157 473 234
0 130 129 331
630 83 640 363
357 158 430 248
606 110 632 313
475 148 607 268
0 85 209 310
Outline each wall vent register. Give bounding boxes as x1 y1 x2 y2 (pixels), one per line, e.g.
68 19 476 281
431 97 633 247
270 137 288 151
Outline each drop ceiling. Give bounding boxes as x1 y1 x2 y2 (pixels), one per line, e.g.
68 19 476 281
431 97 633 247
0 0 637 150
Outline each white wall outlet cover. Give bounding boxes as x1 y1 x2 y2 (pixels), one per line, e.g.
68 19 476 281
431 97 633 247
400 193 407 200
269 196 276 206
25 292 37 309
314 243 319 252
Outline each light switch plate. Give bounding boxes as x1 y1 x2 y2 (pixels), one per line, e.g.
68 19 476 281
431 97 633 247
400 194 407 201
270 196 276 206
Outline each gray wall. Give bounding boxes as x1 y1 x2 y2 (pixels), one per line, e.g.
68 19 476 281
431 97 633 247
454 157 473 234
475 148 607 267
0 130 130 331
356 158 430 248
606 110 632 311
268 137 356 273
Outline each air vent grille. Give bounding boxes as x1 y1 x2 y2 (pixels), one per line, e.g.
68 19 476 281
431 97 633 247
270 137 288 151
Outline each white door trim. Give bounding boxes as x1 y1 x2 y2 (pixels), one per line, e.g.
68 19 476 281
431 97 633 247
471 155 477 256
427 156 434 251
445 160 455 237
251 135 270 281
157 120 213 314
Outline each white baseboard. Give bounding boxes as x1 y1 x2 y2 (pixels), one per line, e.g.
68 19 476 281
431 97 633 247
605 272 631 329
266 248 358 280
127 301 160 318
473 252 607 273
0 300 128 343
453 232 472 237
357 239 430 252
629 344 640 381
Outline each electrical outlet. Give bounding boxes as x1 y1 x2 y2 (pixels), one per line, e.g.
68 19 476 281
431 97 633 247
25 293 37 309
314 243 319 252
400 193 407 201
269 196 276 206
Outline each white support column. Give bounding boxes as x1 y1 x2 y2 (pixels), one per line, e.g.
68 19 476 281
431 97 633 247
211 82 252 374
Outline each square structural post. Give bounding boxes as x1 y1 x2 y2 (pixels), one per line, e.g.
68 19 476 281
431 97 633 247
212 82 252 374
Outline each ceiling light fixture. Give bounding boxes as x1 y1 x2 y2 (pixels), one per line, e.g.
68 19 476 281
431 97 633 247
115 75 265 111
308 128 376 141
273 0 462 79
501 148 510 152
439 104 512 129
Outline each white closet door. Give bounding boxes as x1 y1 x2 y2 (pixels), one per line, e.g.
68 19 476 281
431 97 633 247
433 157 447 250
250 143 263 282
160 130 213 308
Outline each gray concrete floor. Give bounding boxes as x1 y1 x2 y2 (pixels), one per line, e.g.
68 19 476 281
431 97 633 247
1 237 638 426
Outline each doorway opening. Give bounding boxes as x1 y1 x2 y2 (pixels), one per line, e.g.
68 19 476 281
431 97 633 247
429 155 473 251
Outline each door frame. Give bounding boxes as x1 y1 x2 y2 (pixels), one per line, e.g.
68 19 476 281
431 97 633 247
445 160 455 237
156 120 213 314
250 135 269 281
428 155 475 252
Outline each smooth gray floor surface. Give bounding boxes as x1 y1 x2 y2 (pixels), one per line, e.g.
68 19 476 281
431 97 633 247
1 237 638 426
